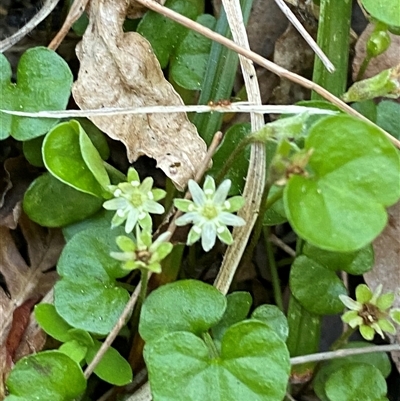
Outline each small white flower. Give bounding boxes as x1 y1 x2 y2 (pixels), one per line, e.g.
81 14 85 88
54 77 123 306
103 167 166 233
174 176 245 252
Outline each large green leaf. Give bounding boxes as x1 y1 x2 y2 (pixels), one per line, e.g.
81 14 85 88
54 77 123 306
290 255 347 315
284 115 400 251
361 0 400 27
43 120 109 197
5 351 86 400
23 172 103 227
139 280 227 343
0 47 72 140
325 363 387 401
170 14 215 90
144 321 290 401
137 0 204 68
54 228 131 335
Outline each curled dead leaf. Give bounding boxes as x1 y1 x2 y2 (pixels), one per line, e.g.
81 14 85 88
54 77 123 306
72 0 207 191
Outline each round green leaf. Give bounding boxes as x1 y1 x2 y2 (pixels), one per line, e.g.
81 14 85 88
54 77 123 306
43 120 107 197
303 242 374 275
144 320 290 401
6 351 86 400
290 255 347 315
34 304 73 342
376 100 400 139
23 172 103 227
139 279 227 343
361 0 400 27
212 292 252 346
86 340 132 386
251 304 289 341
325 363 387 401
285 115 400 252
23 136 45 167
59 340 88 363
54 228 131 334
313 341 392 401
170 14 216 90
0 47 73 141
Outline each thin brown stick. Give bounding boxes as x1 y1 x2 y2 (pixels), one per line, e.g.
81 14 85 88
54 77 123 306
48 0 89 50
134 0 400 149
0 0 60 52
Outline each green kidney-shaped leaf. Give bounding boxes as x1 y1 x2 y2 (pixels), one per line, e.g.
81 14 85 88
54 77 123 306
85 340 132 386
290 255 347 315
361 0 400 27
303 242 374 275
54 228 131 335
251 304 289 341
313 341 392 401
6 351 86 400
0 47 73 141
285 115 400 252
139 280 227 343
212 292 252 347
43 120 109 197
325 363 387 401
23 172 103 227
137 0 204 68
144 320 290 401
170 14 215 90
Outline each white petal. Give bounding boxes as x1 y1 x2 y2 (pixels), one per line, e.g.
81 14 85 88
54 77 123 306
125 209 139 233
339 295 362 311
175 212 201 226
201 222 217 252
145 200 165 215
188 180 206 205
218 212 246 226
103 197 128 210
213 179 231 204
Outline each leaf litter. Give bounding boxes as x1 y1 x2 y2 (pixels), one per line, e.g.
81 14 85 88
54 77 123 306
72 0 207 191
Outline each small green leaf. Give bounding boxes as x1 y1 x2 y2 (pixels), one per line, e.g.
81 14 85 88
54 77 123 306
6 351 86 400
313 341 392 401
303 242 374 275
59 340 88 363
251 305 289 341
34 304 73 342
139 279 227 343
263 185 287 226
285 115 400 252
376 100 400 139
43 120 108 197
325 363 387 401
144 320 290 401
85 340 132 385
137 0 204 68
0 47 73 141
23 172 103 227
170 14 216 90
361 0 400 27
54 228 131 335
212 292 252 347
290 255 347 315
22 136 45 167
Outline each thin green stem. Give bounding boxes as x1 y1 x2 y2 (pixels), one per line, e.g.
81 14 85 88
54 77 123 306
202 332 219 359
330 326 357 351
263 227 284 311
130 269 149 331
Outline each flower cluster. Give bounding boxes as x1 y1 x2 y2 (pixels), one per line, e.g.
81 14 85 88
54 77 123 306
103 167 166 233
174 176 245 252
111 228 173 274
339 284 400 341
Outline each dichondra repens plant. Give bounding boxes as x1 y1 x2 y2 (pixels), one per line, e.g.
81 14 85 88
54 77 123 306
1 0 400 400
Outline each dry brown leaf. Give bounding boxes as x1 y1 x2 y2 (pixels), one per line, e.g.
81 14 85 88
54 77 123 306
353 24 400 80
72 0 207 191
364 202 400 373
0 214 63 392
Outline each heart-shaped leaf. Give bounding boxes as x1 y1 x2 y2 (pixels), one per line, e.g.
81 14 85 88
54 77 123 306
139 280 227 343
6 351 86 400
43 120 109 197
0 47 73 141
251 304 289 341
285 115 400 252
290 255 347 315
54 227 130 335
144 320 290 401
23 172 103 227
361 0 400 27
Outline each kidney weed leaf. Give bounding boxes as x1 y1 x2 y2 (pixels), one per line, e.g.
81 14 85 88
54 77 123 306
103 167 166 233
174 176 245 252
339 284 400 341
111 227 173 273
